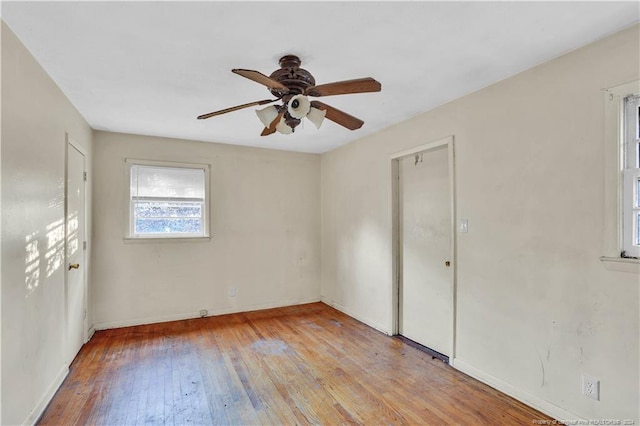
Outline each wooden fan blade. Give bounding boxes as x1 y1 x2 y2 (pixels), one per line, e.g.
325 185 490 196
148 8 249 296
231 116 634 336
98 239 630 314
311 101 364 130
232 69 289 91
197 99 276 120
306 77 381 97
261 112 284 136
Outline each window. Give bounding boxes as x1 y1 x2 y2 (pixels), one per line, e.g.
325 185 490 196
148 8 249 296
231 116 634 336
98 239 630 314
622 93 640 257
127 160 210 239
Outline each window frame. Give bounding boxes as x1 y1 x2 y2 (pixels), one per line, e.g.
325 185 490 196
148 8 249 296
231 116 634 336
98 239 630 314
125 158 211 241
603 80 640 266
621 93 640 257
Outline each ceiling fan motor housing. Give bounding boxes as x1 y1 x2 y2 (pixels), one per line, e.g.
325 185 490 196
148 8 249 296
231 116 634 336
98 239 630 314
269 55 316 97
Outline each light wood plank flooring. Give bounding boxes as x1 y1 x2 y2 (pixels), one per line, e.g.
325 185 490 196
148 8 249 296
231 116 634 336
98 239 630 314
38 302 551 425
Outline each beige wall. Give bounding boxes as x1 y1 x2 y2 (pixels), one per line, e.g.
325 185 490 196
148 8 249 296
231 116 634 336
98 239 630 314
1 22 93 425
321 25 640 422
91 131 321 328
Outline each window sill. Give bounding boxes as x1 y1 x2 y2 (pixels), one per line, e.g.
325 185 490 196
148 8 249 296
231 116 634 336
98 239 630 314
600 256 640 274
124 236 211 243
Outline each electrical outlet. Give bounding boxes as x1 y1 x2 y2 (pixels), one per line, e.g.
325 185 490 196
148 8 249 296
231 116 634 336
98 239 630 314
459 219 469 233
582 375 600 400
229 287 237 298
199 309 208 318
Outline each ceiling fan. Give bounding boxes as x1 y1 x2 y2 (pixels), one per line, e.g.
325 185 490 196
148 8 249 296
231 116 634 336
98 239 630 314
197 55 382 136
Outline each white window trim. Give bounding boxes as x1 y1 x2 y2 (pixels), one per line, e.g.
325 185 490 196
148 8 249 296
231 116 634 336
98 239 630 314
124 158 211 241
602 80 640 272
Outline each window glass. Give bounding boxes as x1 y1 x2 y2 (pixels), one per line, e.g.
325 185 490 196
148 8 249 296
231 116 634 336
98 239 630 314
128 162 209 238
134 201 203 235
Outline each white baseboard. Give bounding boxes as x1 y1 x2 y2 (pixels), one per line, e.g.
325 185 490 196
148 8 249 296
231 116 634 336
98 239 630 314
87 325 96 341
321 297 392 335
94 297 322 330
452 358 584 422
24 364 69 426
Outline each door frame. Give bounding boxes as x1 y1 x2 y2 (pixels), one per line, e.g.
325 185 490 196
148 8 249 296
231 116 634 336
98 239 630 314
390 135 457 361
65 133 88 364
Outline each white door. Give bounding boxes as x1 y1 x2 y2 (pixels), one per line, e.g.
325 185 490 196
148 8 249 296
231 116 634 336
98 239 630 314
398 145 453 356
66 142 86 363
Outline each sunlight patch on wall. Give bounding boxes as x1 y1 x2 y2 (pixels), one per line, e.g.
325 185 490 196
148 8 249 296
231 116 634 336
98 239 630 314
66 213 78 257
24 217 68 297
25 231 41 297
45 218 65 278
49 178 65 209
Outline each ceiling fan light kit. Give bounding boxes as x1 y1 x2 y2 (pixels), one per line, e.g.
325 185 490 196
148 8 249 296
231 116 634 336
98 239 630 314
287 94 311 119
197 55 381 137
307 106 327 129
256 96 326 135
275 118 293 135
256 105 279 128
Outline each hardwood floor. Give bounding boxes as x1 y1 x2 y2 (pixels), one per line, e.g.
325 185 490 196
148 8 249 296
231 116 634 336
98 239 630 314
39 303 551 425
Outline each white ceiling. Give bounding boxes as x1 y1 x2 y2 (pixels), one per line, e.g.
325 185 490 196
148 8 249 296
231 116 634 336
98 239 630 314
2 2 638 153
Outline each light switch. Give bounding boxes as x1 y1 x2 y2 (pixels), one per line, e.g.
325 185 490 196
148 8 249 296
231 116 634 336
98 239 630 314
459 219 469 233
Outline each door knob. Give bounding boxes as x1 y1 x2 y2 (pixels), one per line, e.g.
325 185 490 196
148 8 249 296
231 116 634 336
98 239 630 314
68 263 80 270
445 261 451 267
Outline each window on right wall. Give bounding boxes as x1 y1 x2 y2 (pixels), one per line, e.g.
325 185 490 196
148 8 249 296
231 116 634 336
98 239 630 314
622 93 640 258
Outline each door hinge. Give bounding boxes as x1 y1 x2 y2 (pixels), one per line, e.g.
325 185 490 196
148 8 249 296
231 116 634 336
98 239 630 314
83 172 87 181
83 310 87 319
83 241 87 250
